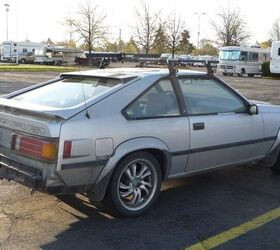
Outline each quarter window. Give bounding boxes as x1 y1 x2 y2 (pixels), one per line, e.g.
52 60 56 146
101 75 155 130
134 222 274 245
178 79 246 115
124 79 180 119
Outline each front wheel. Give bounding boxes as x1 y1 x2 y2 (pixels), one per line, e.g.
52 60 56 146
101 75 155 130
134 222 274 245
271 154 280 175
109 152 162 217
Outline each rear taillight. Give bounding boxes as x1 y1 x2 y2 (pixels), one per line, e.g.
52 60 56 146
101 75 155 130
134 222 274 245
13 134 58 161
63 141 72 158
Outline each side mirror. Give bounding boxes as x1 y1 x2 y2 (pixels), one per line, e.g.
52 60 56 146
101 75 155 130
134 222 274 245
249 104 258 115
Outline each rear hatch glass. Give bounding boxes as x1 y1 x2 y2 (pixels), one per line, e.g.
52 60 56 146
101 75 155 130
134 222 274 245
13 76 123 109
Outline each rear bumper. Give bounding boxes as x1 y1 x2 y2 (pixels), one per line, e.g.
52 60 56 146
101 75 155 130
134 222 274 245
0 154 42 189
0 153 108 196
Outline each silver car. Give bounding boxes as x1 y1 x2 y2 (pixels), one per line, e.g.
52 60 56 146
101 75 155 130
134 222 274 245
0 67 280 217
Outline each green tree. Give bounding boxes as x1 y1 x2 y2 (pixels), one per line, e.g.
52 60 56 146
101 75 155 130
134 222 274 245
178 29 193 54
55 40 77 48
152 24 167 54
260 40 272 49
104 41 119 52
195 39 218 56
123 37 139 54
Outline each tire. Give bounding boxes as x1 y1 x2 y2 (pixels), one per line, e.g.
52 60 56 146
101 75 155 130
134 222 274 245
238 69 245 77
20 59 26 64
248 74 254 77
222 73 228 76
271 154 280 175
109 151 162 217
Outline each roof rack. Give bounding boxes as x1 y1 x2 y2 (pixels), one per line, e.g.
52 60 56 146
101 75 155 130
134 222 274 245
166 59 219 75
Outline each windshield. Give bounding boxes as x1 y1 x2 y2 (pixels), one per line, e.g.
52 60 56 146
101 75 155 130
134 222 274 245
219 50 240 61
13 76 122 108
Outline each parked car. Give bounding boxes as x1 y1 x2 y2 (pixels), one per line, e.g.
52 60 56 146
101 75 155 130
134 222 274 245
1 66 280 217
19 52 35 64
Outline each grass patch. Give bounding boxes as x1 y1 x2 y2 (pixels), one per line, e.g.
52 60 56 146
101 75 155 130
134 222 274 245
0 64 79 72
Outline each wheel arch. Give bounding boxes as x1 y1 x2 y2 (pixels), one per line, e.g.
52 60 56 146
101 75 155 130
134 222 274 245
262 127 280 168
90 137 171 202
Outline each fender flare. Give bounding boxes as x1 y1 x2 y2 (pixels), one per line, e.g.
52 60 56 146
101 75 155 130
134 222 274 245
90 137 171 202
262 128 280 167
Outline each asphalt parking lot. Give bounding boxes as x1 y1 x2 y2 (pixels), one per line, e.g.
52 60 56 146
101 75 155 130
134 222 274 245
1 68 280 249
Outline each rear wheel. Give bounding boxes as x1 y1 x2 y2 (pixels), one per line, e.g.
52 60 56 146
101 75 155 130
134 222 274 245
222 73 228 76
109 152 162 217
248 74 254 77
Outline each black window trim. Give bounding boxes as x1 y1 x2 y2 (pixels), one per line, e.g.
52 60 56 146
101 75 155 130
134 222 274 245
176 75 251 117
122 76 184 121
122 73 251 120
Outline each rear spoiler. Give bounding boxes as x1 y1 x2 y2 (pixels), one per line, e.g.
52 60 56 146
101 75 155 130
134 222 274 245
0 98 65 121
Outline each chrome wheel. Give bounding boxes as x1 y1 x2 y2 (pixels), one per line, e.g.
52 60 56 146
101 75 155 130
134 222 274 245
117 159 157 211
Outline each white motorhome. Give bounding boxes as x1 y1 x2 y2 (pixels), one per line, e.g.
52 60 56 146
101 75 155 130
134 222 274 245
217 46 270 77
270 41 280 75
1 41 45 62
34 47 83 65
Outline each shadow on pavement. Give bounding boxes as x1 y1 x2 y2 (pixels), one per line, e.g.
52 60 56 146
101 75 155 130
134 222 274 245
42 166 280 250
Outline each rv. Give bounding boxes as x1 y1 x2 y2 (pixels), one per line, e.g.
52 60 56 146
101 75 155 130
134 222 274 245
270 41 280 75
1 41 45 63
217 46 270 77
34 47 83 65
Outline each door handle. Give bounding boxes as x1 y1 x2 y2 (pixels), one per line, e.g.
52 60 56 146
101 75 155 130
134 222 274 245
193 122 205 130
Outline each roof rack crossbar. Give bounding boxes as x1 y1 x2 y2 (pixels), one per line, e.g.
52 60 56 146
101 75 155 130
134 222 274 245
166 59 219 75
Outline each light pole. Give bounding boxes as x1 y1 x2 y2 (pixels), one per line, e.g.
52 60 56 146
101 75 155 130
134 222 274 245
194 12 206 50
4 3 10 41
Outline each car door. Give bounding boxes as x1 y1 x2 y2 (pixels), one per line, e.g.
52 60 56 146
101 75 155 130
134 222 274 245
123 77 190 176
177 76 264 174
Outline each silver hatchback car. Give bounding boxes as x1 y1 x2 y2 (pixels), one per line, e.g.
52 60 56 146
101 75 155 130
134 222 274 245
1 65 280 217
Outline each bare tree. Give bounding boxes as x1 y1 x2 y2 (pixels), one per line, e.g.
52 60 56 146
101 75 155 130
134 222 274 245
270 19 280 41
165 13 185 58
69 2 106 57
211 8 250 46
134 1 159 54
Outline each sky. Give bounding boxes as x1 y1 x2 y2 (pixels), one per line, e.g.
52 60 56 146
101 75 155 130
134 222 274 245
0 0 279 46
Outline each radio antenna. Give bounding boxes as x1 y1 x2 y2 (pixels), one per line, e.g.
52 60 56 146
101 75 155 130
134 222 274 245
78 57 90 119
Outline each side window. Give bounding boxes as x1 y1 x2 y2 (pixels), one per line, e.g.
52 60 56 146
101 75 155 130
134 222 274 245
178 78 247 115
124 79 180 119
240 51 248 61
249 52 258 61
278 48 280 56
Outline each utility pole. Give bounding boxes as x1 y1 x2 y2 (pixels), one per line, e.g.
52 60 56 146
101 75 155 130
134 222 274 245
68 18 74 43
118 28 122 51
194 12 206 50
4 3 10 41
